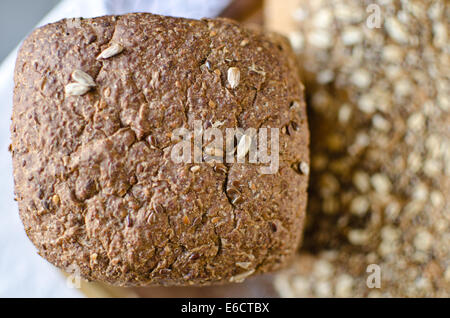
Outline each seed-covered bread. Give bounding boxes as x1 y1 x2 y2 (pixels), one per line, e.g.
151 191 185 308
267 0 449 297
11 13 309 286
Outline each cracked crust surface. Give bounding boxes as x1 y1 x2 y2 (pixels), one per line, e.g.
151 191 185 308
11 13 309 286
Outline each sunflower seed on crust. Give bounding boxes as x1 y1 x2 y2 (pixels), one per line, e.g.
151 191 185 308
71 70 96 87
97 42 124 60
227 67 240 89
229 269 255 283
65 83 91 96
237 134 252 160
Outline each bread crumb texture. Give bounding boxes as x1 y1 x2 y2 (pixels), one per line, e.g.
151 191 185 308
275 0 449 297
11 13 309 286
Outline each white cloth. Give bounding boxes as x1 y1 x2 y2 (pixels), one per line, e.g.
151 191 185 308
0 0 230 298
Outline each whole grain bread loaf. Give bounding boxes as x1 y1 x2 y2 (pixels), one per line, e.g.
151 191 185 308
267 0 449 297
11 13 309 286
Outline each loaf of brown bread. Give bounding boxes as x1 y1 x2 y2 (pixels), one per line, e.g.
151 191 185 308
267 0 449 297
11 13 309 286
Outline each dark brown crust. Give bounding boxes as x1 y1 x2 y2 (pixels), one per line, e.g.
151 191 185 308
11 13 309 286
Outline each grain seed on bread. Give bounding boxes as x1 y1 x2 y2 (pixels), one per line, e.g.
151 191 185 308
97 42 124 60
